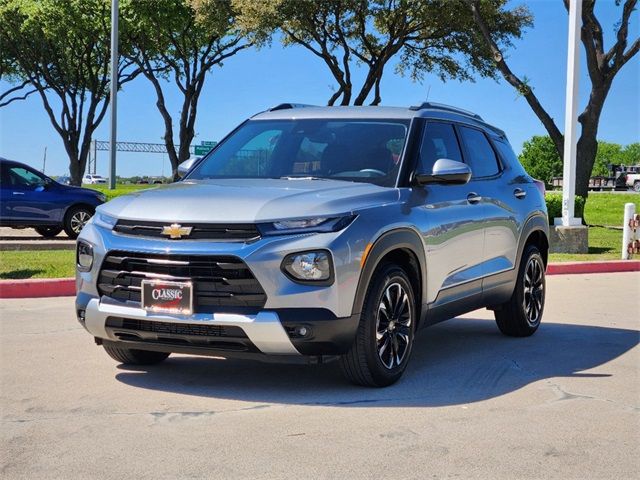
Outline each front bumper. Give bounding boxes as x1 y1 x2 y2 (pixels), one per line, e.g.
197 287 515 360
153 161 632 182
79 296 359 358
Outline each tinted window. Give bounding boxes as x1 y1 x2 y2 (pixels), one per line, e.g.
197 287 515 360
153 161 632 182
188 119 409 187
417 122 462 174
4 166 45 188
459 126 500 178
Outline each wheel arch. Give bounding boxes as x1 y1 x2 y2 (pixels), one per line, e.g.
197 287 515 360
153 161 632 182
351 228 427 326
518 214 549 267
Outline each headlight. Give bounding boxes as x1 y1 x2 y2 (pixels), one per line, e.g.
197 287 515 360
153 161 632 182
95 192 107 202
94 212 117 230
282 250 333 284
76 241 94 272
260 215 356 236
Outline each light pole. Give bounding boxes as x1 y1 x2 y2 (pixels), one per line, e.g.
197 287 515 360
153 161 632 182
108 0 119 190
557 0 583 227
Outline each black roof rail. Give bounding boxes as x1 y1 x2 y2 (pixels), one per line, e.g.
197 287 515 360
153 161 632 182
268 103 317 111
409 101 484 121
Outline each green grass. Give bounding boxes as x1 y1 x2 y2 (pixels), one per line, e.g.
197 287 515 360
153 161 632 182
582 193 639 226
0 250 75 279
549 226 623 262
87 183 156 201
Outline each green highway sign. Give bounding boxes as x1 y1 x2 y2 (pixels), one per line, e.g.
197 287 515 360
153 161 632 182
194 145 212 156
201 140 217 147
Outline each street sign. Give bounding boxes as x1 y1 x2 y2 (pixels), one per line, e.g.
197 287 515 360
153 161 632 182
201 141 217 147
194 145 212 156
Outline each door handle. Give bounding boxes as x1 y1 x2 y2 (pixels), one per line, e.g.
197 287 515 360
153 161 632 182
467 193 482 204
514 188 527 199
12 191 25 195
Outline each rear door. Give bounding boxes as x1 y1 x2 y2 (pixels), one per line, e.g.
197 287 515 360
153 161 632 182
411 121 486 308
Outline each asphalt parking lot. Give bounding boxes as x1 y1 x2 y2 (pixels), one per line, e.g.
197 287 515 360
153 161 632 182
1 272 639 479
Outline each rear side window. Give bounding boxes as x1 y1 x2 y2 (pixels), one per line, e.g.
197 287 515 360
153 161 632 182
418 122 462 174
458 126 500 178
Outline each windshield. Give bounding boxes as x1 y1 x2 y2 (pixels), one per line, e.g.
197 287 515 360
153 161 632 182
187 119 410 187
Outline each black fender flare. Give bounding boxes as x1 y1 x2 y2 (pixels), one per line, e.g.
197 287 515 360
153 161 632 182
350 227 427 318
517 213 549 265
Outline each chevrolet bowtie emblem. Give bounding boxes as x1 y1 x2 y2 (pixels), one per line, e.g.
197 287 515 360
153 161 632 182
161 223 193 239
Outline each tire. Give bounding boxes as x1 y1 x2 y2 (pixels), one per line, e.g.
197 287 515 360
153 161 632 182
494 244 546 337
339 263 417 387
63 205 93 239
34 226 63 238
103 343 170 365
634 181 640 193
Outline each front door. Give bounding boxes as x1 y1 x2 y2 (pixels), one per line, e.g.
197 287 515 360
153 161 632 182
410 121 487 309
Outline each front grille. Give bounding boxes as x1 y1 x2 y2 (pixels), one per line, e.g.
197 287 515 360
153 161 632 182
97 251 267 313
105 318 247 338
113 220 261 242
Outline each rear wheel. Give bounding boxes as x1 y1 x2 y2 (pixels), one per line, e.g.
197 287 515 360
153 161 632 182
340 263 416 387
34 226 63 238
63 205 93 239
494 245 545 337
634 181 640 193
103 343 170 365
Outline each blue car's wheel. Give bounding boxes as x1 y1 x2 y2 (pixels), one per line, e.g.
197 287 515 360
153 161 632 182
63 205 93 239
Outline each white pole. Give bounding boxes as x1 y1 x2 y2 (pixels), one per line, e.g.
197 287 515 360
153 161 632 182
557 0 583 227
108 0 119 190
622 203 636 260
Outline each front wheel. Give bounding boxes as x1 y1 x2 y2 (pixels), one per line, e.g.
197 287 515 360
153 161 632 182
633 181 640 193
494 244 546 337
339 263 417 387
63 205 93 239
103 343 170 365
34 226 63 238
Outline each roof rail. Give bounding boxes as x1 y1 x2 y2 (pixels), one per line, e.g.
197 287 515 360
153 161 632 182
268 103 316 111
409 101 484 121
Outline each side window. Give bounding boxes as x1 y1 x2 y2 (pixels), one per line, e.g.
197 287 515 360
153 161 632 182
458 126 500 178
418 122 462 174
7 166 45 188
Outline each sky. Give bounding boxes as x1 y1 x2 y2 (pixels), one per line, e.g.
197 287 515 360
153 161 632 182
0 0 638 178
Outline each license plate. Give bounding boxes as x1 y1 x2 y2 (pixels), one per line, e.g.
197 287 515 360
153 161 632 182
141 280 193 314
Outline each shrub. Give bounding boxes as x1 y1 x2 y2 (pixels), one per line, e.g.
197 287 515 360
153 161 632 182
545 193 585 224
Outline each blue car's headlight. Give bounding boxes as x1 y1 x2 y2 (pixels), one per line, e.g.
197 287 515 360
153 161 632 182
259 215 356 236
95 192 107 202
94 212 117 230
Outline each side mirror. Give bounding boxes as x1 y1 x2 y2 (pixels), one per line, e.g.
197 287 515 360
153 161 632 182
177 158 198 178
413 158 472 186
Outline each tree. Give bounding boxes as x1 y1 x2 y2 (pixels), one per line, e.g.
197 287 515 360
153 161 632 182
0 0 140 185
233 0 531 106
519 135 640 184
519 135 564 185
470 0 639 197
121 0 250 180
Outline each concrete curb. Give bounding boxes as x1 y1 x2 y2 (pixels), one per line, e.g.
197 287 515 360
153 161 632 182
0 240 75 251
546 260 640 275
1 260 639 299
0 278 75 299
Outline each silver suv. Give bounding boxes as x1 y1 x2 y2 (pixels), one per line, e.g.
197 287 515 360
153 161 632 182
76 102 549 387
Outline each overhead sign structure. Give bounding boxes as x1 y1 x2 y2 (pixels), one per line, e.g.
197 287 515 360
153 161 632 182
201 141 217 147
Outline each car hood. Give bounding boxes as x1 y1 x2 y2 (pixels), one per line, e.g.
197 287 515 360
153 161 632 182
98 178 399 223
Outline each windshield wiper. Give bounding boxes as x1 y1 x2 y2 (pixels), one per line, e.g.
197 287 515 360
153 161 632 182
279 175 325 180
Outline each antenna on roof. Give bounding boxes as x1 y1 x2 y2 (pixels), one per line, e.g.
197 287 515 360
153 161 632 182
425 86 431 101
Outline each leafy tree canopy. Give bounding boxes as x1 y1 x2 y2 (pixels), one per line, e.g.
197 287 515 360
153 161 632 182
519 135 640 185
233 0 531 105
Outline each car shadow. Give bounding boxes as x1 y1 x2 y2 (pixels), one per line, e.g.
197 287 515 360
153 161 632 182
0 268 45 279
114 317 639 407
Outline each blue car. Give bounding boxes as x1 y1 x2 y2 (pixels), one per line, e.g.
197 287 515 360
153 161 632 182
0 158 105 239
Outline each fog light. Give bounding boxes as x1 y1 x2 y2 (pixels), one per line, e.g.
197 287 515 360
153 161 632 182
296 326 308 337
76 241 93 271
282 250 332 283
